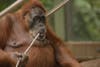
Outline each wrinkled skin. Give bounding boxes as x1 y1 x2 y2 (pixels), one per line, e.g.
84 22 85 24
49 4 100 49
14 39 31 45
0 0 81 67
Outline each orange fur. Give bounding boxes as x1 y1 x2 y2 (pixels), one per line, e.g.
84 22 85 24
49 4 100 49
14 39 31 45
0 0 81 67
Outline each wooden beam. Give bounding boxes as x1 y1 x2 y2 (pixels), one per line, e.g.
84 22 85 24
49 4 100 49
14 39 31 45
53 0 66 40
64 0 73 40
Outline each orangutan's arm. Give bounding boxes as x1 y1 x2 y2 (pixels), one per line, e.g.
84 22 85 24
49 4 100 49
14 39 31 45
0 15 16 66
54 44 81 67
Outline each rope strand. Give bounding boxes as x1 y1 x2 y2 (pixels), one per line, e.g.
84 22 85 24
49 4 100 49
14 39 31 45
46 0 69 17
16 0 69 67
16 33 40 67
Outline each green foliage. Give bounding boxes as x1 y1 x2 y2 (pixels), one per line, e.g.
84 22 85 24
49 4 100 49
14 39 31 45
0 0 53 11
41 0 54 10
73 0 100 41
0 0 15 11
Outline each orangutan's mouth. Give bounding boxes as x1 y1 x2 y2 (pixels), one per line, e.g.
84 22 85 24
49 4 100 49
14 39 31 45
37 29 46 41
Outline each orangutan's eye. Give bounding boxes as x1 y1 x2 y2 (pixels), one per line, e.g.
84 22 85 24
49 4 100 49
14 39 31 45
33 16 40 22
33 15 45 24
32 6 35 9
40 15 45 23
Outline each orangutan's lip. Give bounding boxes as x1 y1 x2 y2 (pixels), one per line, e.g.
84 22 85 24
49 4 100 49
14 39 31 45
37 33 46 41
39 33 45 38
40 33 44 36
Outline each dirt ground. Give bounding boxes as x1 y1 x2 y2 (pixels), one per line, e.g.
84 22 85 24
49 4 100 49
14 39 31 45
80 59 100 67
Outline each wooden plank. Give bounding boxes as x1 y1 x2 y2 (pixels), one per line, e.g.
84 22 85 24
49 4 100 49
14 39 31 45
81 59 100 67
67 42 100 58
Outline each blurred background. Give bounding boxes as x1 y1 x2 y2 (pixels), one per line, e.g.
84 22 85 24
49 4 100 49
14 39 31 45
0 0 100 41
0 0 100 63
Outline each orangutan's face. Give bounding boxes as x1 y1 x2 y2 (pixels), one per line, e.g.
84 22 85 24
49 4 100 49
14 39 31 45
25 7 46 40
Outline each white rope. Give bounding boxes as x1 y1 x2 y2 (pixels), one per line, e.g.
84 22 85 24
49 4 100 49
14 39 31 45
15 0 69 66
24 33 40 55
46 0 69 17
0 0 24 17
16 33 40 67
0 0 69 18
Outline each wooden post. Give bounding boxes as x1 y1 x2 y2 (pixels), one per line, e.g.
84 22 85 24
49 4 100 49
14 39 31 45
54 0 65 40
64 0 73 40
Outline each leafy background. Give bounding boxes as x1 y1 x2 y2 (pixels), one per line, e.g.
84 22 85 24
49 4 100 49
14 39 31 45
73 0 100 41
